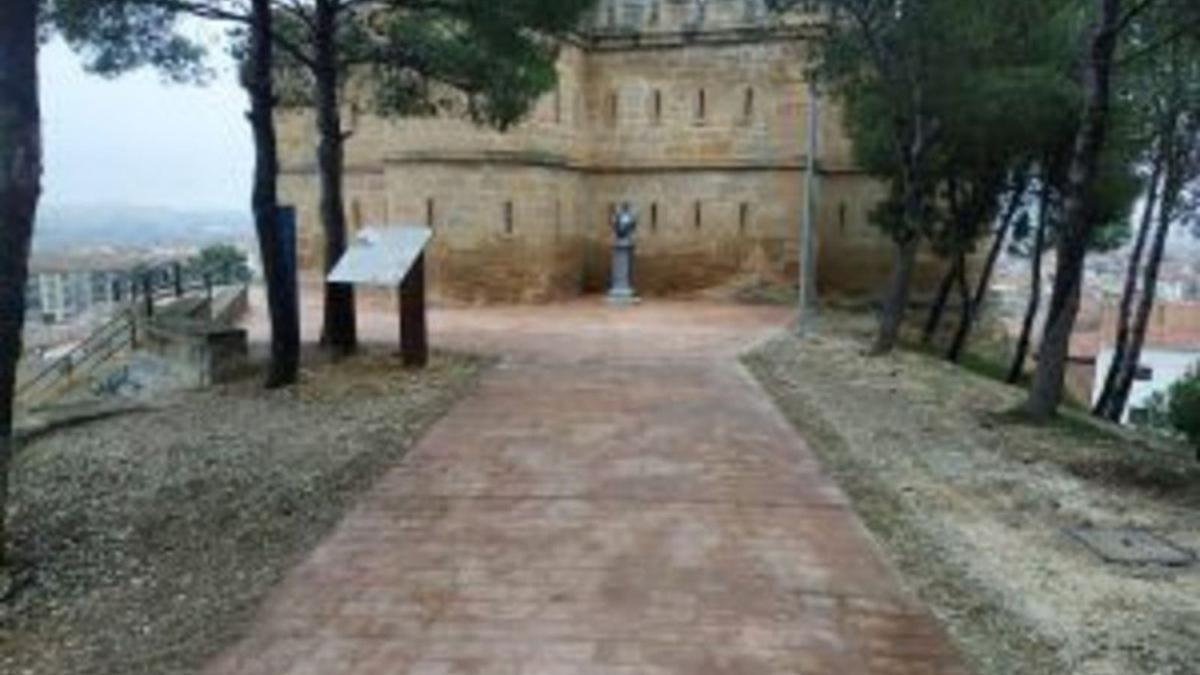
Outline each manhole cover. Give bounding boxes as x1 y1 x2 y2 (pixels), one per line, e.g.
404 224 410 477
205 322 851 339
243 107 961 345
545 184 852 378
1066 527 1196 567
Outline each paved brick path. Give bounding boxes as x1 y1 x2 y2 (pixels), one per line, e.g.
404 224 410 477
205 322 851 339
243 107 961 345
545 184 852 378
217 301 967 674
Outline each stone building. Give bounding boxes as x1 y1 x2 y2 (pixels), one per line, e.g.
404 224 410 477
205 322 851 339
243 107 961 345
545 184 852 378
278 0 914 303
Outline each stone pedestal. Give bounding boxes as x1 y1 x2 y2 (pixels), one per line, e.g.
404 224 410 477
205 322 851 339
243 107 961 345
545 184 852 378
607 240 639 305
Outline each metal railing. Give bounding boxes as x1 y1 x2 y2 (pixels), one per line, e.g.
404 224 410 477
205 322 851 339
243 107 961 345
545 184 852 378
16 260 238 409
130 261 237 319
16 308 137 410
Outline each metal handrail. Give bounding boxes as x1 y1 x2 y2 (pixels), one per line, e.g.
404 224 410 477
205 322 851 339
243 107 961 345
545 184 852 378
17 309 134 395
16 308 136 407
17 258 241 407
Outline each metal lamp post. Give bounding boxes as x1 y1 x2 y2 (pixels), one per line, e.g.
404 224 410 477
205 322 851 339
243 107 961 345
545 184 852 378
798 79 821 336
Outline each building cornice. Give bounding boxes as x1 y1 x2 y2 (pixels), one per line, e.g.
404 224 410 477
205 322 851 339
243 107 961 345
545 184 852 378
579 24 826 52
560 22 825 53
281 151 864 177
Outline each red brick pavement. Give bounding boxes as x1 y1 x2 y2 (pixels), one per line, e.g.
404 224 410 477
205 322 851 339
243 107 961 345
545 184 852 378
214 300 968 674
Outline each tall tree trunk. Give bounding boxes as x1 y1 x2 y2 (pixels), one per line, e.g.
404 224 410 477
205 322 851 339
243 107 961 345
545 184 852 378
315 0 357 354
1093 150 1163 417
873 104 931 356
1105 146 1180 422
247 0 299 388
960 171 1027 357
1008 183 1050 384
873 235 920 354
945 174 1007 363
972 173 1029 314
922 260 957 345
0 0 42 567
1022 0 1121 420
947 249 973 363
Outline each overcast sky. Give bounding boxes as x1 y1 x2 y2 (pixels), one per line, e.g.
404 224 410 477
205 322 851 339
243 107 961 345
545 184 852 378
40 33 252 214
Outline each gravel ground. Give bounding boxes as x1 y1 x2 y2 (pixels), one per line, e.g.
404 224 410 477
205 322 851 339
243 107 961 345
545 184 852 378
0 348 487 675
745 315 1200 675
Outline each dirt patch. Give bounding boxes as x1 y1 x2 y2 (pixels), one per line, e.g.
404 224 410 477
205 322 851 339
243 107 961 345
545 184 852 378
745 316 1200 675
0 349 488 674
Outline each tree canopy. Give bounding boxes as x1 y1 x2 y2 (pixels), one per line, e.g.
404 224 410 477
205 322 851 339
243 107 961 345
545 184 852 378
763 0 1199 419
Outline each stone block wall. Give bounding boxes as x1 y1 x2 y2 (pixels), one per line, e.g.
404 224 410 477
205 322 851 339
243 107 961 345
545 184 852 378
387 162 587 304
279 5 924 304
580 169 804 295
579 39 827 168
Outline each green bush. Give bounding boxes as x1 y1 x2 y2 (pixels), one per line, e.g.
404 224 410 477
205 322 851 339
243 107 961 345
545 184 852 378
189 244 251 284
1166 366 1200 459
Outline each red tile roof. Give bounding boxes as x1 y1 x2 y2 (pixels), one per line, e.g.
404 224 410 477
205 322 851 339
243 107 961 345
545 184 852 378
1073 302 1200 358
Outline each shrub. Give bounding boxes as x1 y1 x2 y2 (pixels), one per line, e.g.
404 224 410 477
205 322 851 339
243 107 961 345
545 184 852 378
1166 366 1200 460
189 244 251 284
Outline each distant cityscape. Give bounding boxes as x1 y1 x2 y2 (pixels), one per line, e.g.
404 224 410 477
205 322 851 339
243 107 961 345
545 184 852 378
33 204 252 253
993 228 1200 314
990 227 1199 415
24 204 254 352
1083 246 1200 303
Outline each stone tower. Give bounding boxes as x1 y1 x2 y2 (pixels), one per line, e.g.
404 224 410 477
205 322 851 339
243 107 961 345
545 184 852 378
278 1 899 303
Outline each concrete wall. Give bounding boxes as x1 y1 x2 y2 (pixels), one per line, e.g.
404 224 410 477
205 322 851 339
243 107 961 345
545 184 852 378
143 322 249 389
